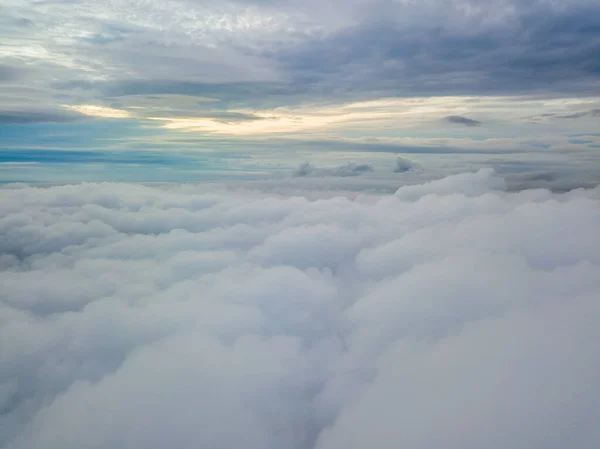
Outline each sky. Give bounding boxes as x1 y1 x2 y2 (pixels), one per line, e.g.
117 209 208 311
2 2 600 448
1 0 599 186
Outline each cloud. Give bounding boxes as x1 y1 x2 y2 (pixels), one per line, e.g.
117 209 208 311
557 109 600 119
276 2 600 102
3 0 600 116
293 161 316 176
293 161 374 177
569 139 593 144
393 156 414 172
0 149 199 166
1 169 600 449
445 115 482 126
0 109 86 124
528 108 600 121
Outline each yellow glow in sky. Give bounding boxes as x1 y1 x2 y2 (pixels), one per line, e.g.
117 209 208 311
61 95 600 136
63 104 131 118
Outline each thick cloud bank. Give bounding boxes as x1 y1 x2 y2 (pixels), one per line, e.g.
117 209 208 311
1 169 600 449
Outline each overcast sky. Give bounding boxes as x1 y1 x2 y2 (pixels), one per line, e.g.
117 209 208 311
1 0 599 184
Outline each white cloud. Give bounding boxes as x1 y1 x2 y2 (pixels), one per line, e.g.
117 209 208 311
1 169 600 449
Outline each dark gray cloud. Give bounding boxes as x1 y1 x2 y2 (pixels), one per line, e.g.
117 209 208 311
558 109 600 119
0 109 86 124
271 2 600 102
445 116 482 127
14 0 594 112
527 108 600 121
283 139 529 155
393 157 414 172
15 17 34 27
293 161 374 177
55 1 600 109
505 170 600 192
490 158 600 191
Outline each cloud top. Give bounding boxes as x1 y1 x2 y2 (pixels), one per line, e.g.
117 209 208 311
1 169 600 449
393 156 414 172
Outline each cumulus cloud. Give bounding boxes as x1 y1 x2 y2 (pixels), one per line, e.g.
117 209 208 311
292 161 374 177
393 156 414 173
445 115 482 126
1 169 600 449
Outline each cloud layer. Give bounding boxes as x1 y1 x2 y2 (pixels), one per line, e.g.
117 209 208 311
2 0 600 115
2 170 600 449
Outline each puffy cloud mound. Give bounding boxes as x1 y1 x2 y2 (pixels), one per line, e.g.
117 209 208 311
393 156 414 173
1 169 600 449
